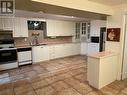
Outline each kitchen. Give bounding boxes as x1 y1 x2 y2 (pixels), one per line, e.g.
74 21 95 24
0 13 107 93
0 16 106 69
0 0 127 95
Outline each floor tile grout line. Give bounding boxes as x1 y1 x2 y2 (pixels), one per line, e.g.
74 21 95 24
63 76 95 95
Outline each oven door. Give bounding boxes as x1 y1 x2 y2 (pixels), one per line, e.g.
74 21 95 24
0 49 17 64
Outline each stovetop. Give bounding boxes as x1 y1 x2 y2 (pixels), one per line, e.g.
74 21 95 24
0 46 17 51
0 47 17 51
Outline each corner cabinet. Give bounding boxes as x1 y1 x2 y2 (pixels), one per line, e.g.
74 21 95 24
46 19 75 36
13 17 28 37
74 22 90 42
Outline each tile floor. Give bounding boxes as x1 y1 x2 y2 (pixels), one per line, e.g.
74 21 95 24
0 55 127 95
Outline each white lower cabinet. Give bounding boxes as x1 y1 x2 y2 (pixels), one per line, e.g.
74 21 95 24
54 44 65 58
32 46 49 63
32 43 81 63
80 42 88 55
49 46 56 59
71 43 80 55
55 43 80 58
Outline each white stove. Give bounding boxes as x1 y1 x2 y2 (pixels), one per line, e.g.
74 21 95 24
0 31 18 71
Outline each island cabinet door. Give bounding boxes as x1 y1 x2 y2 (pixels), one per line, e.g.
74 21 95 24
87 54 118 89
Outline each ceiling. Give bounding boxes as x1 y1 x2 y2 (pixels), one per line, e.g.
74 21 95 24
88 0 127 6
15 0 107 20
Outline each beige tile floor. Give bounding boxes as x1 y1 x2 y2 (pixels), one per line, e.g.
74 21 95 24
0 55 127 95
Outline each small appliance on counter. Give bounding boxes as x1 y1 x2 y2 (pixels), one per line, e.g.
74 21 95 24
0 31 18 71
17 47 32 66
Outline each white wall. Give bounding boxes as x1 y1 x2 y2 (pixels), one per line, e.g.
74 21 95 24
106 4 127 80
90 20 106 36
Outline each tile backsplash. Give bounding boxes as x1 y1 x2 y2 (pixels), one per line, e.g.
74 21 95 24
14 30 73 46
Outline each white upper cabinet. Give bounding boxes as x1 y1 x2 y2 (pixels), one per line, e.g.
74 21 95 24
0 18 3 30
46 19 56 36
13 17 28 37
46 19 74 36
60 21 75 36
74 22 90 42
0 17 13 30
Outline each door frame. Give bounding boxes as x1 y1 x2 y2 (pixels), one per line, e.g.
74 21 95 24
122 15 127 80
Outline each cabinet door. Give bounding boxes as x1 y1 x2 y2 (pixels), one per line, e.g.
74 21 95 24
0 18 13 30
32 46 49 63
55 20 63 36
32 46 42 63
0 18 3 30
71 43 80 55
49 46 55 59
3 18 13 30
62 21 74 36
81 42 88 55
13 17 21 37
40 46 49 61
61 43 80 57
74 23 81 42
81 22 87 36
55 45 65 58
20 18 28 37
13 17 28 37
47 19 74 36
46 19 56 36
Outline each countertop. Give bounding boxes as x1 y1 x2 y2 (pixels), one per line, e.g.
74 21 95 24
88 51 118 59
15 42 80 48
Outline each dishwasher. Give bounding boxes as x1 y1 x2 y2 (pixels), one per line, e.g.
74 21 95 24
17 47 32 66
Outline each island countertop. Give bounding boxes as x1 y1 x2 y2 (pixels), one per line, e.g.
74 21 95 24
88 51 118 59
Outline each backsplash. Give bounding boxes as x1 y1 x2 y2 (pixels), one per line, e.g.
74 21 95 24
14 30 73 46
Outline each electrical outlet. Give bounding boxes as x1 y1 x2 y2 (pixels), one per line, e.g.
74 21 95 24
24 38 27 41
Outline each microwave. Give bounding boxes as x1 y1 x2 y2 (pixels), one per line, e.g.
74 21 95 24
91 36 99 43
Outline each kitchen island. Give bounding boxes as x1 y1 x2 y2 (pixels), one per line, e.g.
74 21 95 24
87 51 118 89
